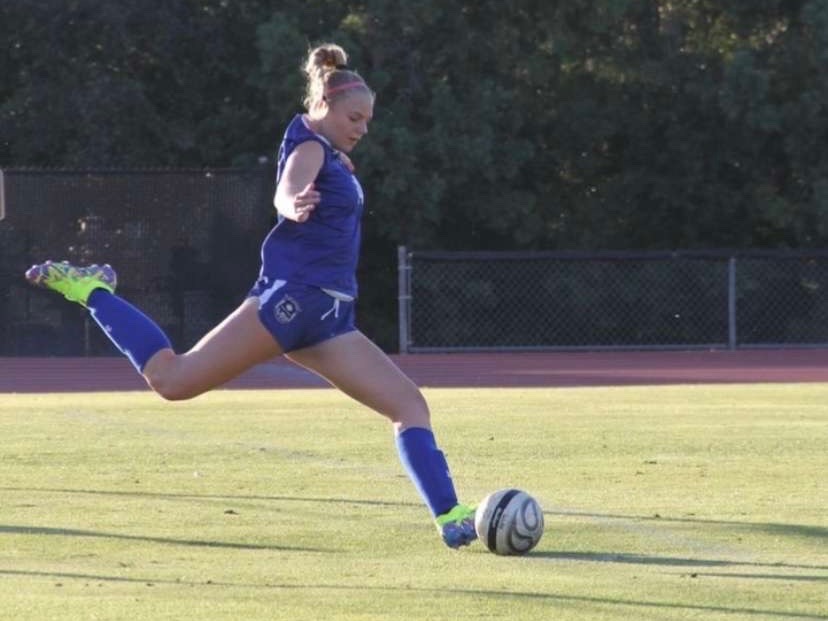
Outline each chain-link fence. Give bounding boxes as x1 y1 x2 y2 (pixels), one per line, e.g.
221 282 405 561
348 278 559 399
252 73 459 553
0 168 273 356
398 248 828 352
6 171 828 357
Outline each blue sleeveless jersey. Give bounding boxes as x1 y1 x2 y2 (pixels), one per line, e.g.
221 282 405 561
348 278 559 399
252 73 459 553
259 114 364 297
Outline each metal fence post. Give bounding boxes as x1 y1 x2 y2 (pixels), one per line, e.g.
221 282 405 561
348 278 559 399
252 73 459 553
397 245 410 354
728 256 737 350
84 315 91 357
0 168 6 221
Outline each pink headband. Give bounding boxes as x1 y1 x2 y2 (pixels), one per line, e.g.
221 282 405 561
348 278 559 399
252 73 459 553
325 81 365 97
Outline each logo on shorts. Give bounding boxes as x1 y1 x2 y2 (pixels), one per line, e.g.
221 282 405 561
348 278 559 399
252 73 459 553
274 295 301 324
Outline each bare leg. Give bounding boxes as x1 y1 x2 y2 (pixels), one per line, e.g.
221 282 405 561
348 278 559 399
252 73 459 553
143 298 282 400
286 330 430 432
287 330 475 541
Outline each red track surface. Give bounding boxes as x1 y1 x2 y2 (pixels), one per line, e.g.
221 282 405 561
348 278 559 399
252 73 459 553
3 349 828 393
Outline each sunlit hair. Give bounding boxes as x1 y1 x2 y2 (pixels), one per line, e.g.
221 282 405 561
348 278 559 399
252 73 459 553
302 43 372 110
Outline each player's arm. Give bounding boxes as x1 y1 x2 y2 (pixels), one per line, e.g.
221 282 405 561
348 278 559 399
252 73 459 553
274 141 324 222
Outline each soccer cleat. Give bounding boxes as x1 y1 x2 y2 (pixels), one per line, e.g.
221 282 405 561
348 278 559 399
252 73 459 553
25 260 117 307
435 503 477 549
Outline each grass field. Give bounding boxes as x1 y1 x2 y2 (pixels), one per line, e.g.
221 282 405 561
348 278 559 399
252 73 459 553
1 384 826 620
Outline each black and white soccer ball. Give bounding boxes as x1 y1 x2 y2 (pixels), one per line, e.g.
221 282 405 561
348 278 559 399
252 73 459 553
475 488 544 555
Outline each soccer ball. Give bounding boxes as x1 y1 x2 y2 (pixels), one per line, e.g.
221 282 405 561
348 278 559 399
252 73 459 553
475 488 544 555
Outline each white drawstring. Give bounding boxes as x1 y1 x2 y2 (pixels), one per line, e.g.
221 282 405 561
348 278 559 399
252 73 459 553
320 287 353 319
320 298 340 320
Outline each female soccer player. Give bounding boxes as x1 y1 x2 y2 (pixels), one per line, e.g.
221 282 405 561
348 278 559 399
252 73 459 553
25 43 476 549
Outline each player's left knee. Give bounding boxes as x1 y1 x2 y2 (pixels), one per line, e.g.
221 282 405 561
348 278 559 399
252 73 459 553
144 367 199 401
392 393 431 427
148 378 195 401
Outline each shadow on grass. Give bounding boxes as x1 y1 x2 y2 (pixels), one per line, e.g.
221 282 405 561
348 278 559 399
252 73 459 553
0 486 417 508
1 569 824 620
0 524 332 553
696 572 828 582
6 488 824 542
532 550 828 572
549 509 828 542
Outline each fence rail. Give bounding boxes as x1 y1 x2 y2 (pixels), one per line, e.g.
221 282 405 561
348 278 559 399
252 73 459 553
397 247 828 353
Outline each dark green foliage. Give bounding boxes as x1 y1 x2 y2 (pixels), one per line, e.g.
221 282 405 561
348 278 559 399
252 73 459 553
4 0 828 347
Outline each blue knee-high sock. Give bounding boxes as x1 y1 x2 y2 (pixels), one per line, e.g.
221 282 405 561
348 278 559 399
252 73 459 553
87 289 172 373
396 427 459 517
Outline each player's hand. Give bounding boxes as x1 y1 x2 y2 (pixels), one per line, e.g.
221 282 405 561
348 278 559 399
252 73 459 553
294 182 320 222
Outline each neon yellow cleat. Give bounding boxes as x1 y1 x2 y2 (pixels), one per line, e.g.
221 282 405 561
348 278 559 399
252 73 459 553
25 260 117 307
435 503 477 549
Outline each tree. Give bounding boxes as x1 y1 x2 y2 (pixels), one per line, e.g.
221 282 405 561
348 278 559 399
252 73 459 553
5 0 828 349
0 0 271 166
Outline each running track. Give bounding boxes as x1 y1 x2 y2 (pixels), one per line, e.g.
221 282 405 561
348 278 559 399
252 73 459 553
3 349 828 392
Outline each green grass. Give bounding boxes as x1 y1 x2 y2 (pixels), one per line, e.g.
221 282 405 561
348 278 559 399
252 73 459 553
0 384 826 620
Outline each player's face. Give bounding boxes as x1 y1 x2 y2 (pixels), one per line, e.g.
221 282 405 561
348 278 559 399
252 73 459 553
325 91 374 153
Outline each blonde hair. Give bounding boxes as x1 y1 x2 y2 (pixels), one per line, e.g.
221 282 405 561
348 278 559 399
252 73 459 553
302 43 371 110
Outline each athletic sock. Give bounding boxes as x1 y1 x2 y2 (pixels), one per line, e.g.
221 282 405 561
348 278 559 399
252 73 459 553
87 289 173 373
395 426 459 517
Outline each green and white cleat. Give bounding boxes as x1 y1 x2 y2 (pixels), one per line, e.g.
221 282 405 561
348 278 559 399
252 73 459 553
436 503 477 549
25 260 117 307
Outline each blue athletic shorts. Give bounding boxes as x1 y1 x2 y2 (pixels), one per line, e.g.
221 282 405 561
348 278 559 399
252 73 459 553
248 277 357 352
